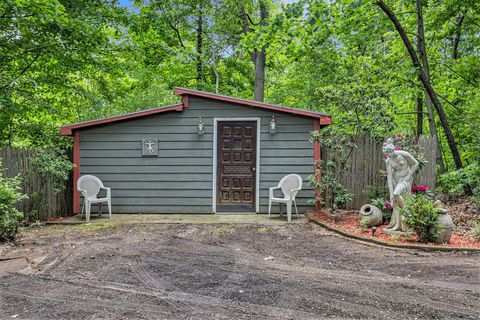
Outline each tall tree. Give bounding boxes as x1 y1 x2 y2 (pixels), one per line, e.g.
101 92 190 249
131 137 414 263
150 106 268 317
376 0 465 172
239 1 269 102
416 0 444 172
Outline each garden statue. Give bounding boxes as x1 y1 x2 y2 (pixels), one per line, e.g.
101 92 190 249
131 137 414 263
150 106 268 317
382 138 419 234
359 204 383 227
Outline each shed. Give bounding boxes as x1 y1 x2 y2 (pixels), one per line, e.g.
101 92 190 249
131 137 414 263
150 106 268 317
60 88 332 214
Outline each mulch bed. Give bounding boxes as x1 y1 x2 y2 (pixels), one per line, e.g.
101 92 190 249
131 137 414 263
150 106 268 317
310 210 480 249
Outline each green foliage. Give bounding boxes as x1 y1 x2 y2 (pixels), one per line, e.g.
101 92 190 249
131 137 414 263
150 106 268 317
359 217 368 232
30 149 74 193
468 221 480 241
27 149 74 220
438 163 480 204
308 160 353 211
0 160 28 241
308 130 353 211
401 194 443 243
0 0 478 190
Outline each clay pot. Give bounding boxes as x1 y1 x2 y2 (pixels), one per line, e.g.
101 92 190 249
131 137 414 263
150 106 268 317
359 204 383 227
432 213 453 244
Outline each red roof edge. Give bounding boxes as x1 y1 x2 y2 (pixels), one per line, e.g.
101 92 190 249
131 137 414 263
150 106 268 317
60 103 184 136
174 87 332 122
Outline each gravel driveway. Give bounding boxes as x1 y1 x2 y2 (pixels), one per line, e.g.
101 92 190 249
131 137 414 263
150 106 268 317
0 221 479 319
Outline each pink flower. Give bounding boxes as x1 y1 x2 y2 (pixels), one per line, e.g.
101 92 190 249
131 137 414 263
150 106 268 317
419 185 427 192
394 147 401 151
412 184 419 192
396 133 405 141
384 201 392 209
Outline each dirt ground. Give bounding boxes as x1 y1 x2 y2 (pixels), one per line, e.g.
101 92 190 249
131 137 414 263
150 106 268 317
0 220 479 320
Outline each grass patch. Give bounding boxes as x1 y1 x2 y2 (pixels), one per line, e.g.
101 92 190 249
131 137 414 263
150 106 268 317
211 224 234 237
257 226 271 233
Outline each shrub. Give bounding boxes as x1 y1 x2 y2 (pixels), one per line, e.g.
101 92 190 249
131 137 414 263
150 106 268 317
359 217 368 232
308 160 353 211
401 194 443 243
0 161 28 241
30 148 74 193
28 148 74 219
309 130 353 211
438 163 480 205
468 221 480 241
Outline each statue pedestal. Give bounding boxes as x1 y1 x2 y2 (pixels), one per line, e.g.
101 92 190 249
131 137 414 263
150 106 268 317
383 207 413 235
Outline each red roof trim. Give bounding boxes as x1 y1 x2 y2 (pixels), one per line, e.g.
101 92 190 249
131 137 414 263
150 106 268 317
60 103 184 136
60 88 332 136
174 87 332 122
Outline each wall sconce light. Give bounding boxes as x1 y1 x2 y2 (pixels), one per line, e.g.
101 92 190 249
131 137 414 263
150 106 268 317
197 117 205 136
269 115 277 134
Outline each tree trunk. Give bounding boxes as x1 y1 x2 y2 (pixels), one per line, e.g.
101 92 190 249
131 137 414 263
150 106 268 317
196 7 203 91
254 50 266 102
416 0 444 172
239 1 267 102
452 13 464 60
253 1 268 102
416 93 423 138
376 0 465 172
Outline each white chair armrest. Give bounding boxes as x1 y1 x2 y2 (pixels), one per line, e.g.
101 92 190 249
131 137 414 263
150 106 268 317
269 185 281 199
101 186 111 198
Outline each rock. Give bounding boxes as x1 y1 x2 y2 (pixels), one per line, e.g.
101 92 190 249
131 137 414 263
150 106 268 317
359 204 383 227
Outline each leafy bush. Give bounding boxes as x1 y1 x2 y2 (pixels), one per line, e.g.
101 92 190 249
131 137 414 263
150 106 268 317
30 148 74 193
359 217 368 232
401 194 443 243
438 163 480 205
468 221 480 241
309 130 353 211
308 160 353 211
28 148 74 219
0 161 28 241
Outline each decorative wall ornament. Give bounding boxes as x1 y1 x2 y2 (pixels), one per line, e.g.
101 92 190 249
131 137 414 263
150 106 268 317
142 138 158 156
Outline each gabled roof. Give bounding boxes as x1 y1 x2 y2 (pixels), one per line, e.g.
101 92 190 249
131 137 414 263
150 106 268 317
60 88 332 136
175 87 332 122
60 104 183 136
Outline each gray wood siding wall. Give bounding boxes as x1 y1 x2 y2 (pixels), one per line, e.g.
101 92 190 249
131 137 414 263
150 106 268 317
79 96 314 213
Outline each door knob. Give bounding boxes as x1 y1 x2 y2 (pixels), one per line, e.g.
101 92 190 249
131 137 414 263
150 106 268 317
252 167 256 171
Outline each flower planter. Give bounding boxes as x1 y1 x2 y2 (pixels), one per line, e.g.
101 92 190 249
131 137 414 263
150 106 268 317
432 213 453 244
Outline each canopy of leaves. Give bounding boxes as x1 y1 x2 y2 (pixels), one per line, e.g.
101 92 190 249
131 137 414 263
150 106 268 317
0 0 478 173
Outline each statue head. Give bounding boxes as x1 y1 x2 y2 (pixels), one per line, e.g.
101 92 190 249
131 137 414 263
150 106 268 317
382 138 396 157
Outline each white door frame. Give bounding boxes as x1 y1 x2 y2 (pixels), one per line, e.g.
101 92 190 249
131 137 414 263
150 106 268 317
212 118 261 213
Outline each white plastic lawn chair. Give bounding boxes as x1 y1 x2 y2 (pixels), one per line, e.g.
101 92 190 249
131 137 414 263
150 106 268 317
77 175 111 223
268 174 302 223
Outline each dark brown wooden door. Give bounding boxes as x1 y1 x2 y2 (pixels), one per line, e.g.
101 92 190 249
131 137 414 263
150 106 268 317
217 121 256 212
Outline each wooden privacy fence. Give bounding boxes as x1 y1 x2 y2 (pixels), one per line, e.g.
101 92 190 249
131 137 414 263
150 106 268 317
0 148 73 220
0 135 436 219
322 134 437 210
